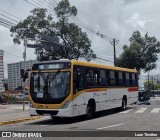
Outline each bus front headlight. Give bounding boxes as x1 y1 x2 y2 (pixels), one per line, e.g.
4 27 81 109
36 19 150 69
29 102 34 108
61 101 70 109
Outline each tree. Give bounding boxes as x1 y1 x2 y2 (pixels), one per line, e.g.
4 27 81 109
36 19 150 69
155 83 160 90
116 31 160 72
143 80 154 90
10 0 96 61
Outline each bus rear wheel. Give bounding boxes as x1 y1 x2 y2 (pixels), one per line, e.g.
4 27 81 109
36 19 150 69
121 97 127 111
86 100 96 119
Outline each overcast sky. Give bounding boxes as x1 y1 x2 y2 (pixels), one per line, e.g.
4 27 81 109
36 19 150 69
1 0 160 81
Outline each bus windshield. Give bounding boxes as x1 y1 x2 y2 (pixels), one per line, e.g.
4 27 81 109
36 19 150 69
30 71 70 99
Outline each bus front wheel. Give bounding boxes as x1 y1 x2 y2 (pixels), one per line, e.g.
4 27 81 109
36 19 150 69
51 116 61 121
86 100 96 119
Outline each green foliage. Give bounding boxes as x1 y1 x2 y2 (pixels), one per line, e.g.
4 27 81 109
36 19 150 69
10 0 96 61
54 0 77 18
143 80 154 90
155 83 160 90
116 31 160 72
7 95 17 103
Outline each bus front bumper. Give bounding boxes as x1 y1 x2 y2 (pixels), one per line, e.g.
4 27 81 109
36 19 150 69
29 106 73 117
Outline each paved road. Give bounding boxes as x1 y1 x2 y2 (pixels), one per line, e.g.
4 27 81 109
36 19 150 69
1 97 160 140
0 103 29 122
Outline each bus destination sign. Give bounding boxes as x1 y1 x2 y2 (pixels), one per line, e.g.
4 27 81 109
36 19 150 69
33 63 64 70
32 62 71 70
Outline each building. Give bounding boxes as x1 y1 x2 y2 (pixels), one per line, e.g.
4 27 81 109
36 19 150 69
3 78 8 91
7 60 38 90
0 50 4 92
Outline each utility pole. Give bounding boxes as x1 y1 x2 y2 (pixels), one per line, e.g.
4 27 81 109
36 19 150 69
148 71 149 90
152 76 155 96
110 39 117 66
23 38 27 111
113 39 116 66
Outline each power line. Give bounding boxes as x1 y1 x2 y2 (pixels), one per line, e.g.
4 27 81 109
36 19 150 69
96 56 114 63
24 0 115 44
0 18 15 29
24 0 39 8
0 10 22 20
117 40 123 53
4 50 23 58
0 13 19 23
44 0 56 7
0 21 12 29
0 0 119 65
24 0 56 17
51 0 58 5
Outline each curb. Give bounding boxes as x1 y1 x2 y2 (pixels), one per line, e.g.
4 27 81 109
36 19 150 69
0 116 42 126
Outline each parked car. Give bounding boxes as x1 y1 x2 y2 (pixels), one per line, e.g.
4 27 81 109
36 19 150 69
0 94 7 105
150 90 160 97
137 90 151 105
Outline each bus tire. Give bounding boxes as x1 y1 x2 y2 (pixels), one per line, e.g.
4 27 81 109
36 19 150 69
51 116 61 121
121 97 127 111
86 99 96 119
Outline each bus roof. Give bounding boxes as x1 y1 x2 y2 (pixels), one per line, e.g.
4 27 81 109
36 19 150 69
72 60 137 73
33 59 137 73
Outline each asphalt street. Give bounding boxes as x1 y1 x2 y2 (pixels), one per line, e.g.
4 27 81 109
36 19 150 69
1 97 160 140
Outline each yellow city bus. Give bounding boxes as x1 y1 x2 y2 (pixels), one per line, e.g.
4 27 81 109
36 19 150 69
29 60 138 119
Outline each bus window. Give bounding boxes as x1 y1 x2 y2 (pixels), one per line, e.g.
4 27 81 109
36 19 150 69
99 70 107 86
110 71 115 85
86 70 93 86
135 74 138 86
118 72 123 85
126 73 130 86
131 73 136 85
93 70 98 86
86 69 98 87
77 72 84 88
73 67 84 93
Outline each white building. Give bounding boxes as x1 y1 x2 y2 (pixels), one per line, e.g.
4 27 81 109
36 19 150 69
7 60 38 90
0 50 4 92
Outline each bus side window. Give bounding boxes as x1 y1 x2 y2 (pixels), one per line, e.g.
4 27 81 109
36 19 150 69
93 70 98 86
99 70 107 86
131 73 136 86
123 72 126 85
86 70 93 87
118 72 123 85
129 73 132 86
73 67 84 94
78 72 84 88
126 73 130 86
86 69 98 87
110 71 115 86
115 71 118 86
135 74 138 86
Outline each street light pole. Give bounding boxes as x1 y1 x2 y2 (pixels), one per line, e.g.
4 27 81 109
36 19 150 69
23 38 27 111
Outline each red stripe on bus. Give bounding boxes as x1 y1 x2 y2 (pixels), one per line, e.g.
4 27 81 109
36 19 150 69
128 87 139 92
86 89 106 92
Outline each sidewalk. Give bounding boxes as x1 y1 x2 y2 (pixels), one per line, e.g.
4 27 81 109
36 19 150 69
0 103 41 125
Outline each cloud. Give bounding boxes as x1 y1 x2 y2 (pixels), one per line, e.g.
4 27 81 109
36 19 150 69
1 0 160 78
126 13 146 28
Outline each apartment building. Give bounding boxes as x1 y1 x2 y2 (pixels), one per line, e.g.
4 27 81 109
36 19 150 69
8 60 38 90
0 50 4 92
